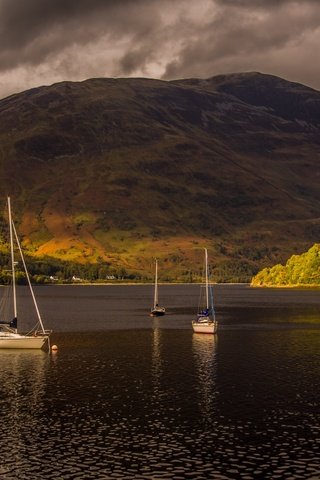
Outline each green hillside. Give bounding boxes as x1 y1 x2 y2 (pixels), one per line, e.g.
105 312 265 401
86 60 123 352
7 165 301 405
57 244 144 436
0 72 319 282
251 244 320 286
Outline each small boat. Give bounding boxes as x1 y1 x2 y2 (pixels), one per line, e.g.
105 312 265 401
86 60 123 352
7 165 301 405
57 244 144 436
150 259 165 317
192 248 217 334
0 197 51 349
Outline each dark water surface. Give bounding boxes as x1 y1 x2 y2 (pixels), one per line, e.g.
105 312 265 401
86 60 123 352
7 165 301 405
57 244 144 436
0 284 319 479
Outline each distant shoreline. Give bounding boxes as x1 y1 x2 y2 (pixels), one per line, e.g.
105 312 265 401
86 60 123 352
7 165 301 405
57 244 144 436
1 282 319 288
250 283 320 289
1 281 251 287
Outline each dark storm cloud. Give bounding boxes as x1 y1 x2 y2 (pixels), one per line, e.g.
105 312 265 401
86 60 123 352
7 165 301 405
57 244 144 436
0 0 319 98
0 0 162 69
162 0 320 87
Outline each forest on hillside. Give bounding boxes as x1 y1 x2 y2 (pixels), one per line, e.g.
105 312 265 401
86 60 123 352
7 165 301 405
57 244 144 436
0 253 139 285
251 244 320 286
0 251 257 285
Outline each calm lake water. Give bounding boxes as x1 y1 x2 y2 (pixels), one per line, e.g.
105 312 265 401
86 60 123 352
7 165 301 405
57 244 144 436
0 284 319 479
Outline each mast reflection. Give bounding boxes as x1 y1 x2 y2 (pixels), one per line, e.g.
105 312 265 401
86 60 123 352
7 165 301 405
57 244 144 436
0 350 49 453
192 334 218 422
151 320 163 396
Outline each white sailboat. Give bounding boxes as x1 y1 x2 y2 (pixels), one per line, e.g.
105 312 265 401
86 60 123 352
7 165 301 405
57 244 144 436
150 259 165 317
192 248 217 334
0 197 51 349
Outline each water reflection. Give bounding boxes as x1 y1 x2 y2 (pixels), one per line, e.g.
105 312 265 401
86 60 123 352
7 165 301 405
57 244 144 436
0 350 48 408
151 321 163 396
192 334 217 423
0 350 49 478
0 284 317 479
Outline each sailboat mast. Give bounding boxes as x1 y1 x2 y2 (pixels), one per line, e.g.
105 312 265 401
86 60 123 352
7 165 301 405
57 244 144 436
205 248 209 309
154 259 158 308
8 197 17 321
12 221 46 334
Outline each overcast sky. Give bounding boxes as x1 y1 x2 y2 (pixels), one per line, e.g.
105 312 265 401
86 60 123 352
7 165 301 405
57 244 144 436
0 0 319 99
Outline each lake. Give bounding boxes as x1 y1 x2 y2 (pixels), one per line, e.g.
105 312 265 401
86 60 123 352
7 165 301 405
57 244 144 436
0 284 319 479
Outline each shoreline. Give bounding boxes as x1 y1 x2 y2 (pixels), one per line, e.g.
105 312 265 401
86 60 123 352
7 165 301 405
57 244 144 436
250 283 320 289
0 281 251 287
2 281 318 288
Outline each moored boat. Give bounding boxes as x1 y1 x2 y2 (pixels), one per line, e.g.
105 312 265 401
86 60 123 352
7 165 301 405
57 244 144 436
150 259 165 317
0 197 51 349
192 248 217 334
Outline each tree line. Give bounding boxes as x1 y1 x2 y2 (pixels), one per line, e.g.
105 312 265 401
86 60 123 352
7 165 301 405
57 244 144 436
251 244 320 286
0 253 144 284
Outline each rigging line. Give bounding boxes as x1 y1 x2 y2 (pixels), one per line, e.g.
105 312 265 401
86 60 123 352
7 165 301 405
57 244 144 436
11 220 46 334
8 197 17 320
0 282 13 320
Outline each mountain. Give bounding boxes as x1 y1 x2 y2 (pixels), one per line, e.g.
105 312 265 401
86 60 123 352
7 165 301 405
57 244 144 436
251 243 320 286
0 72 319 282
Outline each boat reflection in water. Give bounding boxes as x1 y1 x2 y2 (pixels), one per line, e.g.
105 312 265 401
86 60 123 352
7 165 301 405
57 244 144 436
0 350 49 474
192 333 218 421
151 320 163 397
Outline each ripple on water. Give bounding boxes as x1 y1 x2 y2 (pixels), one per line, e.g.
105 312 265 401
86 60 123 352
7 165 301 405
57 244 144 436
0 324 319 478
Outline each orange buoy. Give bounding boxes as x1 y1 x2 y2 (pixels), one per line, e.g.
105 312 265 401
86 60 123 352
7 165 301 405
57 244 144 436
51 344 58 351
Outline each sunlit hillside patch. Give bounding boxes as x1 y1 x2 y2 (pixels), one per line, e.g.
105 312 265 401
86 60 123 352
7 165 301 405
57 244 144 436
72 212 95 230
251 244 320 287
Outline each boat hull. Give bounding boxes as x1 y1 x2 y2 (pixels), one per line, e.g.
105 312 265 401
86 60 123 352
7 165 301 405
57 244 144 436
150 307 166 317
150 310 165 317
0 335 49 349
192 321 217 334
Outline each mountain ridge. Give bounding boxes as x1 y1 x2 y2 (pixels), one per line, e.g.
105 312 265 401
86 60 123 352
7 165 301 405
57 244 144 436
0 72 319 281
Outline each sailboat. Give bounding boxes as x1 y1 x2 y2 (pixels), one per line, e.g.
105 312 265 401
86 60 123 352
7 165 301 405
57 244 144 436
0 197 51 349
192 248 217 334
150 259 165 317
